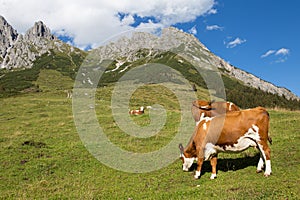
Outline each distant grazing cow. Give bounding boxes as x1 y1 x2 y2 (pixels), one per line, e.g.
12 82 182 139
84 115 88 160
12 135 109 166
191 100 240 125
179 107 272 179
129 106 145 115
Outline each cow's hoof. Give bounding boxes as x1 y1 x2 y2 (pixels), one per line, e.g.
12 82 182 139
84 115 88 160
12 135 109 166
194 171 201 179
264 173 271 177
256 170 262 173
210 174 217 180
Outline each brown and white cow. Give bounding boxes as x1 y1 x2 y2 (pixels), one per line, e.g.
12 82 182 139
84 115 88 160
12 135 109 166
129 106 145 115
191 100 240 126
180 107 272 179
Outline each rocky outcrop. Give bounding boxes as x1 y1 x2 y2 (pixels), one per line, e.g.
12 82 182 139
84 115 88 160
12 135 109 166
212 57 298 100
24 21 56 42
0 16 18 60
0 16 59 69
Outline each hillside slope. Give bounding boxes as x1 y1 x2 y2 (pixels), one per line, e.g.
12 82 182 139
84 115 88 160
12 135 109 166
0 16 299 109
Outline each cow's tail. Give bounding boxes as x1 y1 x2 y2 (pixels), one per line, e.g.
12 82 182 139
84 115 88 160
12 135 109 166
264 108 272 145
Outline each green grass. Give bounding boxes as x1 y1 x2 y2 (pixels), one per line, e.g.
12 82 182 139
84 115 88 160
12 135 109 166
0 70 300 199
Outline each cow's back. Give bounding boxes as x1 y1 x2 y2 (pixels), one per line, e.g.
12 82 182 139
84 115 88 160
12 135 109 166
202 107 269 145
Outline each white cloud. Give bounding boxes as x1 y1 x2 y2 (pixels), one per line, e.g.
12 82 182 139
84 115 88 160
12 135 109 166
275 48 289 56
261 48 290 63
120 14 135 26
188 25 197 35
226 37 246 48
0 0 216 49
206 25 223 31
207 9 217 14
261 50 275 58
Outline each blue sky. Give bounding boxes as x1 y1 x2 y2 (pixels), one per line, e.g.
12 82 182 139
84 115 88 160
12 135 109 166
0 0 299 97
173 0 299 97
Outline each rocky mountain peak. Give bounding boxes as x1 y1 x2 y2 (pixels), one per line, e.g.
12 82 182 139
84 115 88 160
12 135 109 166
0 16 18 58
25 21 56 41
0 16 62 69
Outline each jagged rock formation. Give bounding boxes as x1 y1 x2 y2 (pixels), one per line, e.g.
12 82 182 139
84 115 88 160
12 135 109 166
24 21 56 41
0 16 79 69
0 16 18 62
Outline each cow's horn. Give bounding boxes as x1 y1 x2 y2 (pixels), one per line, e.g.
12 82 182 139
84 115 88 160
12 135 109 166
179 143 184 154
209 100 215 105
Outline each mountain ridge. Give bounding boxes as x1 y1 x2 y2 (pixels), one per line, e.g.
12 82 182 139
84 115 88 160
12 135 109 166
93 27 299 100
0 15 298 101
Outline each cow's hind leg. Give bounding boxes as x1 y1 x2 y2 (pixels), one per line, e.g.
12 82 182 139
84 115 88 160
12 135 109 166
257 142 272 177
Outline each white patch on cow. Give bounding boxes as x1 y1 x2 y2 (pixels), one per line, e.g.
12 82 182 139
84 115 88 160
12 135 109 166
203 122 207 130
228 102 233 111
214 124 260 153
199 113 205 123
204 116 212 122
182 156 195 171
194 170 201 179
200 105 209 109
204 143 217 161
256 157 264 172
210 173 217 180
264 160 272 176
196 113 213 126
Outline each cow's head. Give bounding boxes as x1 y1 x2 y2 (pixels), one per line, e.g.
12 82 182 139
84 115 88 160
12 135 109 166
179 143 195 171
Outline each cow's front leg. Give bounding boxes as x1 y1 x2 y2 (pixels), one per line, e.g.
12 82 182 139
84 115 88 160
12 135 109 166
210 156 217 179
194 157 204 179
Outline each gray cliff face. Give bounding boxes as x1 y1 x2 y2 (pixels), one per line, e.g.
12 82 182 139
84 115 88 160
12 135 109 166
0 17 59 69
0 16 18 60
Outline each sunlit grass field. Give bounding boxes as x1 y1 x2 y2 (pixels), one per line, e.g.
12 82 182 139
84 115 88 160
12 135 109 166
0 70 299 199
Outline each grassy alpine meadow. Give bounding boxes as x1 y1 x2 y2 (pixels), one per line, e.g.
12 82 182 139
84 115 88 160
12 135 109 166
0 70 300 199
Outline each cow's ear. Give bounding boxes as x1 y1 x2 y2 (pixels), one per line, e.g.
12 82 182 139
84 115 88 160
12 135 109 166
191 104 201 121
